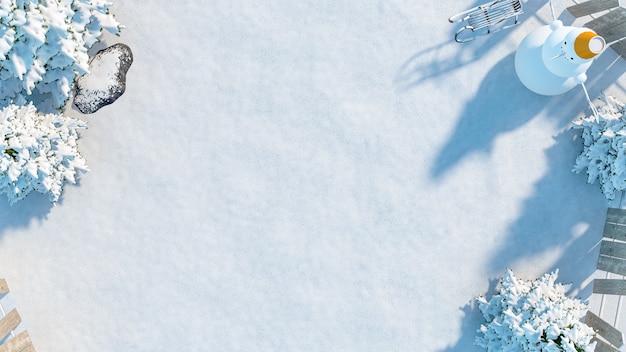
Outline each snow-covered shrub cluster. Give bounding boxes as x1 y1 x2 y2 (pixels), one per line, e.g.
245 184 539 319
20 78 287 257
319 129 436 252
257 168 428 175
475 269 596 352
572 94 626 200
0 0 122 112
0 103 87 205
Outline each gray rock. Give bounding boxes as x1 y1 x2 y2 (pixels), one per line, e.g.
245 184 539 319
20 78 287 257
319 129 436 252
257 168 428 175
73 43 133 114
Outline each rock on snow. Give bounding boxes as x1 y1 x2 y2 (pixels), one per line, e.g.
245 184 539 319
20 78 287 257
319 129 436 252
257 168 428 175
73 43 133 114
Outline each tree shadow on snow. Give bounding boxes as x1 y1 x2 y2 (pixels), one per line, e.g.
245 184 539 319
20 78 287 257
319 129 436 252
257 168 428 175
437 278 499 352
428 4 626 350
442 131 607 351
0 193 54 238
489 129 606 291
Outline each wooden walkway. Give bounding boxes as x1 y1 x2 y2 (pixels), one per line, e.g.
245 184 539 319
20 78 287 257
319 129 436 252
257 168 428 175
0 279 35 352
567 0 626 59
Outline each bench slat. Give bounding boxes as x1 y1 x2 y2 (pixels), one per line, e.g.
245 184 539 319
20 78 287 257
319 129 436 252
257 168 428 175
586 310 625 348
597 20 626 42
592 337 621 352
600 240 626 259
0 281 7 295
567 0 620 18
603 222 626 241
0 331 34 352
610 40 626 59
593 278 626 294
597 255 626 275
606 207 626 224
586 7 626 34
0 310 20 343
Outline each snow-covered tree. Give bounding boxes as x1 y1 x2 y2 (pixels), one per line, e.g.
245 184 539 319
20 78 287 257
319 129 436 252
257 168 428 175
0 103 87 205
475 269 596 352
0 0 122 112
572 94 626 200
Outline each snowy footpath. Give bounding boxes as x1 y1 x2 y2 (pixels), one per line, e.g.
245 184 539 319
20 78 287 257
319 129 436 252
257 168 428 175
1 0 626 351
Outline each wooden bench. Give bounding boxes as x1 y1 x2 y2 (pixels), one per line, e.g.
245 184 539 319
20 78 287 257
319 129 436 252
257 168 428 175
589 208 626 351
0 279 35 352
566 0 626 59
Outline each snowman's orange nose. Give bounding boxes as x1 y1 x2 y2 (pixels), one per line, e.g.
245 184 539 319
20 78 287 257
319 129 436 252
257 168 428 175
574 31 605 59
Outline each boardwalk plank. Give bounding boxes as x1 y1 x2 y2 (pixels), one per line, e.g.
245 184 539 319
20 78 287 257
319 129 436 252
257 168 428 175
610 40 626 58
0 310 20 342
586 310 625 348
597 255 626 275
603 222 626 241
0 280 7 295
596 20 626 42
592 337 621 352
567 0 620 17
593 279 626 295
606 208 626 224
0 331 34 352
600 240 626 258
591 337 619 352
593 278 626 294
585 7 626 43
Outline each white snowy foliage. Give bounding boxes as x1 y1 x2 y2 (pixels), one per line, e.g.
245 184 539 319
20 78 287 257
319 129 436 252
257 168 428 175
475 269 596 352
0 0 122 111
0 103 87 205
572 94 626 200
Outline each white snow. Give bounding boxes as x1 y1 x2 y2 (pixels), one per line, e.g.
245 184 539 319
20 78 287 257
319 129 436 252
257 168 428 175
1 0 626 351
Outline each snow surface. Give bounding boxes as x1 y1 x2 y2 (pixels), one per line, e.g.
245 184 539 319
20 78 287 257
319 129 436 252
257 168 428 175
1 0 626 351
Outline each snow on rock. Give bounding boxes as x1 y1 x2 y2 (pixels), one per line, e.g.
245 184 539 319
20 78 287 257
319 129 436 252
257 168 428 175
73 43 133 114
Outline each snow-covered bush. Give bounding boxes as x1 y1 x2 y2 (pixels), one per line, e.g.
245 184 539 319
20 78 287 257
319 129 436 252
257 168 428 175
572 94 626 200
0 0 122 112
475 269 596 352
0 103 87 205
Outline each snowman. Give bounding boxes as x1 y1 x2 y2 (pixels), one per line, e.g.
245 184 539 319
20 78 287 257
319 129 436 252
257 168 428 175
515 20 605 96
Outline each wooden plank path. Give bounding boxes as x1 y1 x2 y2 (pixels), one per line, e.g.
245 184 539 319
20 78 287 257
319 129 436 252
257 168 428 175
0 280 34 352
588 310 625 349
566 0 619 18
586 7 626 43
587 208 626 350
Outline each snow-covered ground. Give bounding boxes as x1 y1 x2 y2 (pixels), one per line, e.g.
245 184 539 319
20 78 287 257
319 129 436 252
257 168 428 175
1 0 626 350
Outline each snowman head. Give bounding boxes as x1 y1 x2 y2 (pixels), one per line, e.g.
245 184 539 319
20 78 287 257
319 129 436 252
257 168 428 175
561 29 605 64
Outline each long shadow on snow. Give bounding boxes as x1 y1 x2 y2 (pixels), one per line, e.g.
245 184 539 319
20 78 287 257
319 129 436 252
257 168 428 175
0 194 53 237
441 131 607 351
395 0 547 91
438 278 499 352
431 53 551 178
429 47 619 179
490 130 606 287
432 6 626 351
433 32 626 352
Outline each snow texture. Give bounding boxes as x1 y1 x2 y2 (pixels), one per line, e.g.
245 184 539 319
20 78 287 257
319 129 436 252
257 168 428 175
74 43 133 114
1 1 626 351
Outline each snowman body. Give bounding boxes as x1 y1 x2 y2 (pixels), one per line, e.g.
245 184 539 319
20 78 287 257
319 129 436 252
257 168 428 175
515 20 604 96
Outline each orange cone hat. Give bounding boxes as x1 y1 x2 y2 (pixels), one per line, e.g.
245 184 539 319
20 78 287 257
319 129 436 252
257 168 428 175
574 31 605 59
